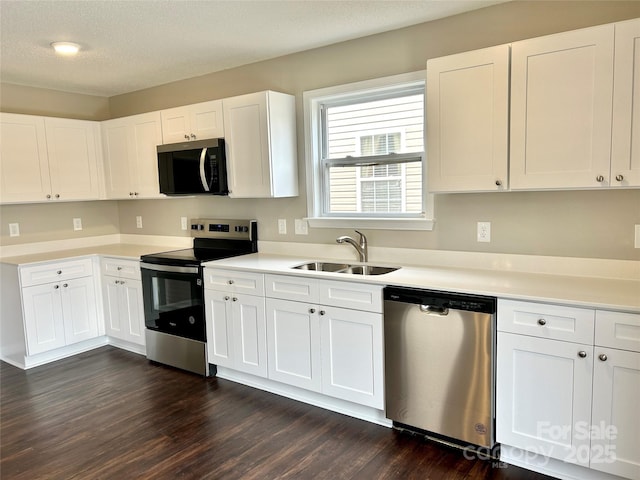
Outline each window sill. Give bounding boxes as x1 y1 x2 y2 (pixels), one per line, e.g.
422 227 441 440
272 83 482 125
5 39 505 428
306 217 434 231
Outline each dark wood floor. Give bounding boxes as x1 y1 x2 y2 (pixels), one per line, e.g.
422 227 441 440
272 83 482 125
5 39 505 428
1 347 554 480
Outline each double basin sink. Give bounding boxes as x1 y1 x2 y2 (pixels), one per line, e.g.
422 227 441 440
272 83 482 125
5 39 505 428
292 261 399 276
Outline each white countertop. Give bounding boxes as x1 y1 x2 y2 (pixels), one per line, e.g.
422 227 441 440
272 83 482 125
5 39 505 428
0 243 180 265
204 253 640 313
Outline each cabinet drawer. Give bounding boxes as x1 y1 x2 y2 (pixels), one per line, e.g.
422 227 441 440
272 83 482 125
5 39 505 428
319 280 383 313
20 258 94 286
595 310 640 352
265 274 319 303
498 299 594 344
203 268 264 295
100 257 141 280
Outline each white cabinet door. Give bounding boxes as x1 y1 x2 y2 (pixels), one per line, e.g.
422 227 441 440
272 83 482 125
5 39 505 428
60 276 99 345
426 45 510 192
161 100 224 144
205 290 234 369
496 332 593 465
320 306 383 409
611 18 640 188
119 279 145 345
44 117 101 201
22 283 66 355
0 113 51 203
103 278 124 337
223 91 298 198
102 112 163 199
266 298 321 391
510 24 615 190
590 348 640 479
231 294 267 377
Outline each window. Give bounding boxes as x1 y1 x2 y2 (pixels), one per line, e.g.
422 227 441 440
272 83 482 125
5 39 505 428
304 71 433 230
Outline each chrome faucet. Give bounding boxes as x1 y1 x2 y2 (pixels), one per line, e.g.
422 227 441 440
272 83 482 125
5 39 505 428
336 230 368 263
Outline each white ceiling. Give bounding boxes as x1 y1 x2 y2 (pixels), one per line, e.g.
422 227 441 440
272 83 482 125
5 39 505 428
0 0 506 97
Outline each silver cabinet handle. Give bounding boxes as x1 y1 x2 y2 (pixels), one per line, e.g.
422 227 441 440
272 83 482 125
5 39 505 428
199 147 210 192
596 175 605 182
578 351 587 358
537 318 547 326
599 354 608 362
309 308 316 314
495 179 502 186
615 174 624 182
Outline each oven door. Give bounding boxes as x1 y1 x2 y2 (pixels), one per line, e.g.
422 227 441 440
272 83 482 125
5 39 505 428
140 262 206 341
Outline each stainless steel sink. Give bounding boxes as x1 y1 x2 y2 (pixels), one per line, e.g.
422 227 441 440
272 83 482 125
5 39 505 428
292 261 399 275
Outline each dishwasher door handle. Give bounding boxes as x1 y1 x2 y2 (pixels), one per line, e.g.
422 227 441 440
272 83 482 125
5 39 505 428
419 304 449 315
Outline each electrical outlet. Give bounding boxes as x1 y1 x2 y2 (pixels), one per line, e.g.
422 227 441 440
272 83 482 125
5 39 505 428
181 217 188 231
73 218 82 231
295 218 308 235
477 221 491 243
635 225 640 248
9 223 20 237
136 216 143 229
278 218 287 235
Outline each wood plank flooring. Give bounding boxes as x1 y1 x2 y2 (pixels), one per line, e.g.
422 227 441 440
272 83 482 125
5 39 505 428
1 347 554 479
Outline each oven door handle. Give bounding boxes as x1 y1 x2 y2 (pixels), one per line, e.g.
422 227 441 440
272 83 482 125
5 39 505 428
199 147 210 192
140 262 200 274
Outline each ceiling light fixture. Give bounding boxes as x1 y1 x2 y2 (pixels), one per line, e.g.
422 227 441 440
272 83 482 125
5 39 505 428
51 42 81 56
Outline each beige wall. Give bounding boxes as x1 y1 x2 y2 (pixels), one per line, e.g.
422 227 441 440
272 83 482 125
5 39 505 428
1 1 640 260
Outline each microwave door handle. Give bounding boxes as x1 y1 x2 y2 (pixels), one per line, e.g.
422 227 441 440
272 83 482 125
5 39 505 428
199 148 210 192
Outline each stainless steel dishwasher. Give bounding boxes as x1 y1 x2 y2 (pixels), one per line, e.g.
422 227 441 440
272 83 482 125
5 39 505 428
384 286 497 448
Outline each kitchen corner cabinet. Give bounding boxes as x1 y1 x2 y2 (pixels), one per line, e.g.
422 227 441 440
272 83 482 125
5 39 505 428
101 112 164 199
160 99 224 144
100 258 145 348
223 91 298 198
204 269 268 377
0 113 102 203
611 18 640 187
510 24 615 190
426 44 510 192
497 299 640 479
20 258 100 355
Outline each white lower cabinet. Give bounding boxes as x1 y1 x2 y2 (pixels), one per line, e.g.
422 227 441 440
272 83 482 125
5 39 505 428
497 300 640 480
22 267 99 356
100 258 145 348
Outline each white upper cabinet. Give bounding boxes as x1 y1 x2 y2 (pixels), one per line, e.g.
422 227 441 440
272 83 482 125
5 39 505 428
0 114 101 203
223 91 298 198
102 111 164 199
426 44 510 192
611 18 640 187
510 24 615 190
160 99 224 144
0 113 51 203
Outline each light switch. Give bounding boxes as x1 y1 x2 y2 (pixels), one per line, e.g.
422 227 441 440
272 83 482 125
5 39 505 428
136 216 143 229
278 219 287 235
181 217 188 230
635 225 640 248
73 218 82 231
9 223 20 237
295 219 308 235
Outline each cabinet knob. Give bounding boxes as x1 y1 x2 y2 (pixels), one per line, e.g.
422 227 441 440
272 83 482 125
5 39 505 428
578 351 587 358
596 175 605 183
232 297 238 302
224 296 230 301
130 192 134 196
46 194 52 199
495 179 502 187
55 193 60 198
319 310 325 316
537 318 546 326
134 192 139 196
120 281 125 285
54 284 59 289
184 135 190 140
117 266 122 270
615 174 624 182
190 133 196 140
309 308 316 314
63 283 68 288
228 280 234 285
599 354 608 362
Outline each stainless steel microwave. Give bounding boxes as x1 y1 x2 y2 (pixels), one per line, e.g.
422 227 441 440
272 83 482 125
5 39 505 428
157 138 228 195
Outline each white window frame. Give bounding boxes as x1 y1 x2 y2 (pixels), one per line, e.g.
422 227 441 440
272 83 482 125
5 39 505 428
303 71 434 231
